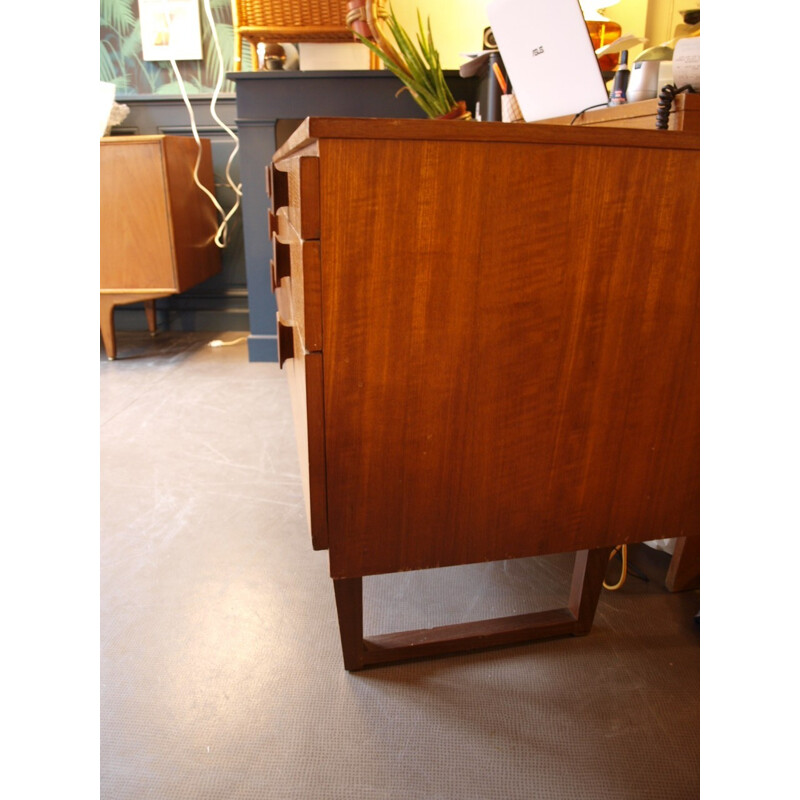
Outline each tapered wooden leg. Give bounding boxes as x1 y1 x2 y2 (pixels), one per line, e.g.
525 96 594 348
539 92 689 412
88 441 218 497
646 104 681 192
665 535 700 592
331 547 614 671
569 547 614 635
100 295 117 360
333 577 365 671
144 299 158 336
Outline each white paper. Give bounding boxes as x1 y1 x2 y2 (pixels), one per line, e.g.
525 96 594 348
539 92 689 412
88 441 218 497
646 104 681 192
672 37 700 91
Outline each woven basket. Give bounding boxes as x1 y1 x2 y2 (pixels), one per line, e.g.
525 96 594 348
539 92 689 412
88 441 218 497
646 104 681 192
232 0 353 69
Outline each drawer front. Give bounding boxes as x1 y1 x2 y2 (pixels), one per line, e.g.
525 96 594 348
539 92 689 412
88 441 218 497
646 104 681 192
293 239 322 352
271 221 322 353
276 312 294 368
268 155 320 241
271 236 293 324
267 162 288 211
271 151 325 550
278 314 328 551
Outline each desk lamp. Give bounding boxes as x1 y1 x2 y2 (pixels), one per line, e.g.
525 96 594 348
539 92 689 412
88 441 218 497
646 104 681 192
579 1 622 76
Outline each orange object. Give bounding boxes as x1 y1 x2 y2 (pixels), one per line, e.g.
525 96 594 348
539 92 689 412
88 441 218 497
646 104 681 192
585 19 622 72
492 61 508 94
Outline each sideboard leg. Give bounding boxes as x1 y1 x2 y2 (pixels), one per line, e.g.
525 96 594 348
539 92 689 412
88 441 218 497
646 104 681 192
100 295 117 360
569 547 614 636
665 535 700 592
331 549 613 670
332 577 365 671
144 299 158 336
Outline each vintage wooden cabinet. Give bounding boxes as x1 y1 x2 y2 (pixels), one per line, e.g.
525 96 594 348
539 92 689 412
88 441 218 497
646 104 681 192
100 135 221 359
269 118 700 670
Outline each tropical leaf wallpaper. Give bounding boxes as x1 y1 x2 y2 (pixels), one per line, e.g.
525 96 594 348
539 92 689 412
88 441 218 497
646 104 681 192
100 0 236 95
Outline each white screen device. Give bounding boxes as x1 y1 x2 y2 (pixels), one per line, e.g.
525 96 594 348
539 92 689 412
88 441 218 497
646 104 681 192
486 0 609 122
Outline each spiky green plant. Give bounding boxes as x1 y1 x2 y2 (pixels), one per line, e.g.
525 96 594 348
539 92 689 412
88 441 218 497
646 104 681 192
350 5 469 119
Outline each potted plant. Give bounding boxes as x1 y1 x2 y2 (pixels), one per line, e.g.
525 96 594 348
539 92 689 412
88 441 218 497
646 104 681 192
346 1 471 120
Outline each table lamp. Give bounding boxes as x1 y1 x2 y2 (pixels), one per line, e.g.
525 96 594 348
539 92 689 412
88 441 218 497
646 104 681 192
579 1 622 74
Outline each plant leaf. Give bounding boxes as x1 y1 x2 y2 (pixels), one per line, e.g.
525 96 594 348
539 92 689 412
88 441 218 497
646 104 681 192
347 3 462 118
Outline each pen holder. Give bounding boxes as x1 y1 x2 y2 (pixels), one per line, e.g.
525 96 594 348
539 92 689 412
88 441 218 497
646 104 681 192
502 93 523 123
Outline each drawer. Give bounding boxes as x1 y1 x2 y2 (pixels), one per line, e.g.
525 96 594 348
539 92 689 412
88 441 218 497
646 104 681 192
268 155 320 241
277 313 328 550
271 227 322 353
267 162 288 211
270 235 290 293
273 276 293 330
271 236 293 323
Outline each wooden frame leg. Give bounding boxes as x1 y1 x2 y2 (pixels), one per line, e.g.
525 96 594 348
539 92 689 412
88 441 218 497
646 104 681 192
100 296 117 360
144 299 158 336
665 535 700 592
332 547 613 671
100 291 173 359
333 577 366 671
569 547 613 635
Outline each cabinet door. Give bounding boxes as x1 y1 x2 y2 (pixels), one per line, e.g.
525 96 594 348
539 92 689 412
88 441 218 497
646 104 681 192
100 141 175 291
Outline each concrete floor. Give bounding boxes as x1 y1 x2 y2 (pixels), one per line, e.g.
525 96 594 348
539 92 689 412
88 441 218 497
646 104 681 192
100 330 700 800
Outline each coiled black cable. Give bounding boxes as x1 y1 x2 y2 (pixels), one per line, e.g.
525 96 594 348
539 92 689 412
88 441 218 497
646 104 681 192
656 83 697 130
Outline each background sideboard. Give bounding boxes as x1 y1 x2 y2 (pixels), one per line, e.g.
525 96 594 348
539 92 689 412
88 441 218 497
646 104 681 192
107 95 247 335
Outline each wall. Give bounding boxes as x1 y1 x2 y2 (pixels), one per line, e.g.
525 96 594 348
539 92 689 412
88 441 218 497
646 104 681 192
388 1 654 69
101 1 696 95
394 0 698 70
100 0 236 95
644 0 698 47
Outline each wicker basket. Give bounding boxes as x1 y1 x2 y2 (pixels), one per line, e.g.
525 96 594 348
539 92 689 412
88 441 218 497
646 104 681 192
232 0 353 70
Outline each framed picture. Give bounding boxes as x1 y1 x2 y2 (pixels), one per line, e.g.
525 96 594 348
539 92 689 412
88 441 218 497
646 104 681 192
138 0 203 61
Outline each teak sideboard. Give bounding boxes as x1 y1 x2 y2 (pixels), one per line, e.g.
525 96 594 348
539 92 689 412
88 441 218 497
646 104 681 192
100 135 221 359
269 118 700 670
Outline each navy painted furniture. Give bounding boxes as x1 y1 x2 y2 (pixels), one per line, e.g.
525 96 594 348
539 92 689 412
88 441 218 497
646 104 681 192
229 70 478 361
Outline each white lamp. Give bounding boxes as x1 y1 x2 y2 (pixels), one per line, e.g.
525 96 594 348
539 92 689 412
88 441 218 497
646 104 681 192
578 1 620 23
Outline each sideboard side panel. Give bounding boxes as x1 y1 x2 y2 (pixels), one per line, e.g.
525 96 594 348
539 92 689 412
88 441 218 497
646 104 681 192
318 135 699 578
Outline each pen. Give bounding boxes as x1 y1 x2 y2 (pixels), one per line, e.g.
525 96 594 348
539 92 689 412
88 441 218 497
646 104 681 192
492 61 508 95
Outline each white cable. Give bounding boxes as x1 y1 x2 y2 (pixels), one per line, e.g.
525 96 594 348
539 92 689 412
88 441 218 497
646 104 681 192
168 56 231 245
203 0 242 205
159 0 242 248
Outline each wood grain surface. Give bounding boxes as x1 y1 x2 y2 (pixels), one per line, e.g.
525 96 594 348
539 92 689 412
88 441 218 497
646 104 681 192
308 129 699 579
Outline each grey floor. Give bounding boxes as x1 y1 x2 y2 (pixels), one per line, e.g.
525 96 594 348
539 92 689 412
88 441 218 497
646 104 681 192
100 330 700 800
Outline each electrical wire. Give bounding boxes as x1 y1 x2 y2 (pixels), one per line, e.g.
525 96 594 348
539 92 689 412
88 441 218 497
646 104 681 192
202 0 242 209
208 336 247 347
655 83 696 130
569 102 610 125
159 0 242 248
603 545 628 591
